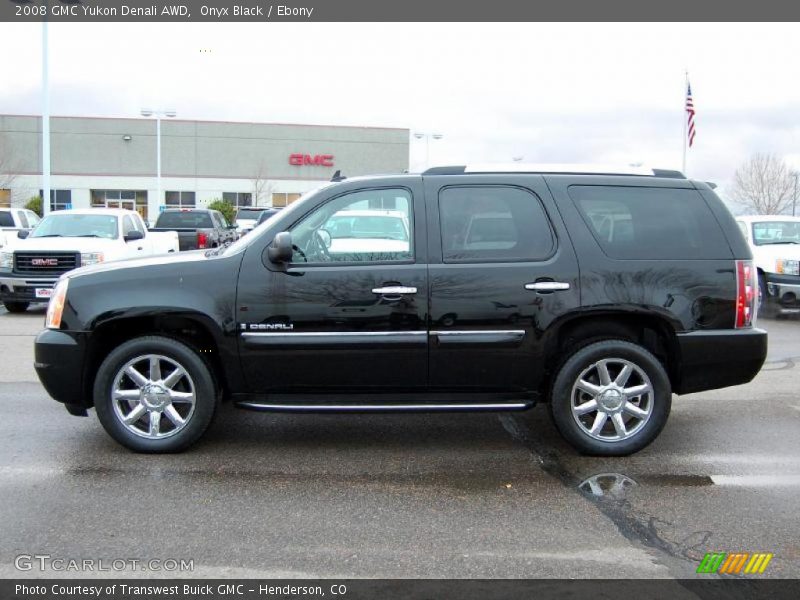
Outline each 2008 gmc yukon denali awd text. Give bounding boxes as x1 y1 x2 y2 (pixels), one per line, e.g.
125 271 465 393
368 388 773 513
33 165 768 455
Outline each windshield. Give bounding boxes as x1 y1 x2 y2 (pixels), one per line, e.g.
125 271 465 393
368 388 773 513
219 184 334 257
31 213 119 239
752 221 800 245
155 211 213 229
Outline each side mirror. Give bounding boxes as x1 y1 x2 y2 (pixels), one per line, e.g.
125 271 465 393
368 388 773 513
268 231 294 263
17 230 30 239
124 230 145 242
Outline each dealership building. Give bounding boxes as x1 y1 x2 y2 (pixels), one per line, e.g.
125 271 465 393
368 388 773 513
0 114 410 222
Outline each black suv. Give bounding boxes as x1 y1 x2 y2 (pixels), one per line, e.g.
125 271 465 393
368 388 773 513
34 165 767 455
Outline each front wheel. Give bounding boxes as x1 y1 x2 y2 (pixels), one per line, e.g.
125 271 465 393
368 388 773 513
3 301 30 313
758 272 776 319
549 340 671 456
94 336 217 453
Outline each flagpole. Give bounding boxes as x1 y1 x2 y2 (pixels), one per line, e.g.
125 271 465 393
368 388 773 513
682 70 688 175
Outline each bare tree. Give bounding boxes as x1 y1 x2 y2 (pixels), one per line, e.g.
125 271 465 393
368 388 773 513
730 153 796 215
251 160 274 207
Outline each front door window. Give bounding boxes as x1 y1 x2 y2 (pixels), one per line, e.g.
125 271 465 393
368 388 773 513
288 188 413 264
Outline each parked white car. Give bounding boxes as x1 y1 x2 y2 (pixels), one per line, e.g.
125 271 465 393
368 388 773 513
323 209 411 255
0 208 178 312
736 215 800 315
0 207 41 249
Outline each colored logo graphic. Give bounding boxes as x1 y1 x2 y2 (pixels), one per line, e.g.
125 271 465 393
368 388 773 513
696 552 773 574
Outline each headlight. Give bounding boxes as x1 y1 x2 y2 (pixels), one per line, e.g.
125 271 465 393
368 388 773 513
46 278 69 330
80 252 104 266
0 251 12 269
776 259 800 276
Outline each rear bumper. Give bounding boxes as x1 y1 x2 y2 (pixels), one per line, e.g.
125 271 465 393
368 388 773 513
34 329 88 407
675 328 767 394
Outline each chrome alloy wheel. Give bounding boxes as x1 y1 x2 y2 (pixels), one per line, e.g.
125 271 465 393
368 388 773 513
111 354 196 439
570 358 654 442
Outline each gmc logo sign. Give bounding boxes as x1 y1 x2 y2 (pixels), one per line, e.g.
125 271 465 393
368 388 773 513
289 154 334 167
32 258 58 267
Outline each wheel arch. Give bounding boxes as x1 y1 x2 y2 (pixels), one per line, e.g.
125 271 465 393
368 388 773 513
82 312 233 408
542 310 681 397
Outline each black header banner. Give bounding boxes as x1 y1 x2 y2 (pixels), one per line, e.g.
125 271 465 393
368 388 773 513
2 579 800 600
2 0 800 22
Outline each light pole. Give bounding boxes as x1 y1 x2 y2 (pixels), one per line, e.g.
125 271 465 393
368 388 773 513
413 132 443 169
793 171 798 217
41 19 50 216
140 109 177 207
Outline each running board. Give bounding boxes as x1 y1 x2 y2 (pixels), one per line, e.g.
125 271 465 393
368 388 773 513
234 401 534 414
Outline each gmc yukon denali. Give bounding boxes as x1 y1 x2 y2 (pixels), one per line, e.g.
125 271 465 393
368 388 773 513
34 165 768 455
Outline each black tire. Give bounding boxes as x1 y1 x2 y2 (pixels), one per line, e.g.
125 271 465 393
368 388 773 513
3 301 30 313
94 336 217 453
549 340 671 456
758 272 776 319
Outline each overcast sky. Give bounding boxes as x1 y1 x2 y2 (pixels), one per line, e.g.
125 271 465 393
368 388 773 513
2 22 799 203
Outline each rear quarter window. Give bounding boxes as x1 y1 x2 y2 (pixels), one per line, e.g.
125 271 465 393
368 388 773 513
568 186 732 260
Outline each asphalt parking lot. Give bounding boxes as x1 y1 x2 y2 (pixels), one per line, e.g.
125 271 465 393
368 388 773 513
0 305 798 579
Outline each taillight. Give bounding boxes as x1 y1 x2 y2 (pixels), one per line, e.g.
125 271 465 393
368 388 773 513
197 232 208 249
735 259 756 328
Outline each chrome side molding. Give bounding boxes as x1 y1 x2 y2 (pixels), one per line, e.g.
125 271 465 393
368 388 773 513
236 401 533 413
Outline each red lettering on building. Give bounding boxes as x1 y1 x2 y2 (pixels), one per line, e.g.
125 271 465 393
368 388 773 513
289 154 334 167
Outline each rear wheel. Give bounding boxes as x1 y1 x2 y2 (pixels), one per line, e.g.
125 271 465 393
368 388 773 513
3 301 30 313
94 336 217 453
549 340 671 456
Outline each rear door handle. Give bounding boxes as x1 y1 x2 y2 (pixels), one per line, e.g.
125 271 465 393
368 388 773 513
372 286 418 295
525 281 570 292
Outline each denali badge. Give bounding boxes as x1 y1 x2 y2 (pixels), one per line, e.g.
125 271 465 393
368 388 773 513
32 258 59 267
240 323 294 331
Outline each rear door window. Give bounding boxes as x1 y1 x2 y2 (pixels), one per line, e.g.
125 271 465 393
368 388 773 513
439 185 554 263
569 186 732 259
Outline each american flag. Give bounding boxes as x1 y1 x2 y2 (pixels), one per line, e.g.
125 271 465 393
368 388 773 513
685 82 696 148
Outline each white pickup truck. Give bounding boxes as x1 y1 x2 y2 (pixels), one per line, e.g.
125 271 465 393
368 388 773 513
736 215 800 316
0 208 178 312
0 207 41 250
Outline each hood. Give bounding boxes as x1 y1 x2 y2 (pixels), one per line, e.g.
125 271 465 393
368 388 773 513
752 243 800 265
11 236 120 252
66 249 208 279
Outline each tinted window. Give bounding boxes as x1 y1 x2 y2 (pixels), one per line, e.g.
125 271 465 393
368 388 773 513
439 186 554 263
235 208 263 220
288 188 413 264
569 186 731 260
155 211 213 229
0 212 13 227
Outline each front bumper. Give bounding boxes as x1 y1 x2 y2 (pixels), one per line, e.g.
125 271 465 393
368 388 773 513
0 274 58 303
34 329 89 408
764 272 800 312
675 328 768 394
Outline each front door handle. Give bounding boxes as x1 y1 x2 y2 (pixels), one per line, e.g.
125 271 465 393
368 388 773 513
372 286 418 295
525 281 570 292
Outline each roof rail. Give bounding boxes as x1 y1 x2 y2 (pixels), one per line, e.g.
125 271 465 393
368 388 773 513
422 164 686 178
